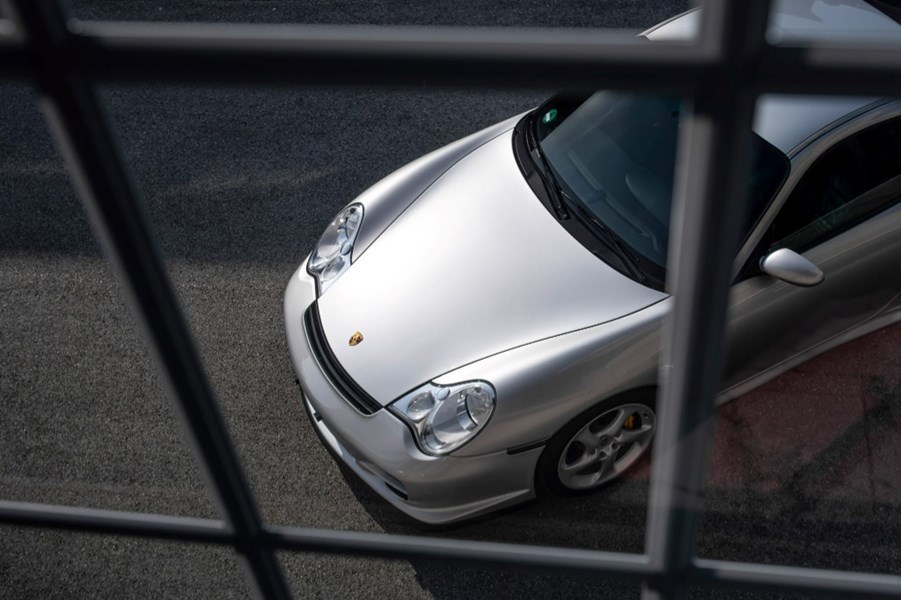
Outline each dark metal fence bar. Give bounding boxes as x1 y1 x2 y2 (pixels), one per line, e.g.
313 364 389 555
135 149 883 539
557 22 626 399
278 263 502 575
1 19 901 94
754 43 901 95
643 2 771 597
693 559 901 599
0 500 233 545
0 499 651 581
4 498 901 599
1 0 900 598
3 0 291 597
265 525 651 578
1 20 708 90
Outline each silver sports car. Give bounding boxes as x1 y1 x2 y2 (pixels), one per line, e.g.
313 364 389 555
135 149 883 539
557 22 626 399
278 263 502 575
285 0 901 524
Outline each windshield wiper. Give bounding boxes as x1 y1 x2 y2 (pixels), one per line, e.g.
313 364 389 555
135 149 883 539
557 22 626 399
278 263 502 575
571 201 647 283
525 112 570 220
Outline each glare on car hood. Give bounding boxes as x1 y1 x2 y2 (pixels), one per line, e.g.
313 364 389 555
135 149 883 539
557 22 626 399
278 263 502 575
316 131 667 405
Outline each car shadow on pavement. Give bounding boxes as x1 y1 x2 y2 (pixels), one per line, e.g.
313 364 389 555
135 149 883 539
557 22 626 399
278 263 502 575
335 461 651 599
333 324 901 599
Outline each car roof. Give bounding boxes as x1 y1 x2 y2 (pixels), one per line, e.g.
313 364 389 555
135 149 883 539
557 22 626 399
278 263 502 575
643 0 899 154
644 0 901 43
753 95 881 155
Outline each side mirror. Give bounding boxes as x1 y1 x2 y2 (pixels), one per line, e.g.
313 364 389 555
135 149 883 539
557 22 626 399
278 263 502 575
760 248 824 287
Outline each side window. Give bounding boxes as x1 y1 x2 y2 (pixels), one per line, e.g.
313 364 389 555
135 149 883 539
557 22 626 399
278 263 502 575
771 116 901 252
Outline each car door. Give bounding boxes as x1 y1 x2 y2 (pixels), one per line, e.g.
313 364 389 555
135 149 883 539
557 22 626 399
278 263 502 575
722 114 901 396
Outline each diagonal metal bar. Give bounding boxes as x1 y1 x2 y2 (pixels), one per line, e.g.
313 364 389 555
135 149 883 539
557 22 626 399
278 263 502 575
643 1 772 599
2 1 291 597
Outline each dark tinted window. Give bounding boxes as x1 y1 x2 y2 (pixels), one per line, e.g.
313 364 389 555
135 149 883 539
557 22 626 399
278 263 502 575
535 92 789 270
772 116 901 250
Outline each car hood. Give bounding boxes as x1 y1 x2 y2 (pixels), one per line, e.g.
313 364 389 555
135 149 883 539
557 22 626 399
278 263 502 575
316 131 667 404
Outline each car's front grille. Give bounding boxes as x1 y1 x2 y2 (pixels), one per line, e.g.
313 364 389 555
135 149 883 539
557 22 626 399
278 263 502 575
303 302 382 415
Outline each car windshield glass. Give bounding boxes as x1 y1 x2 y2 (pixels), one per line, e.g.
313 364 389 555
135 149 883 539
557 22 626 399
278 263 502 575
535 92 790 271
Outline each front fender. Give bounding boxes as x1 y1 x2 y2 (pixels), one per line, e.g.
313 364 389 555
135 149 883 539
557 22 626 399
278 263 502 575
438 298 670 457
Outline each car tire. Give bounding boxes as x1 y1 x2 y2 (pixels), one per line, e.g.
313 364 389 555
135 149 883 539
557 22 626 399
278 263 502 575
535 389 657 497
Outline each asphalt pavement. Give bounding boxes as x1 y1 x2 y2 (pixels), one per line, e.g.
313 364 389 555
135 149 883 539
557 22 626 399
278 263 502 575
2 1 900 598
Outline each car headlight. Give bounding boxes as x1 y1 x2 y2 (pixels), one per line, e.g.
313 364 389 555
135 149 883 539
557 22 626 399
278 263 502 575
389 381 495 456
307 203 363 294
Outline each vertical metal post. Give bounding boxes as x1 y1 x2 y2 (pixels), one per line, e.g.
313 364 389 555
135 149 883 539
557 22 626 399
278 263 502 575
643 1 771 598
4 1 292 597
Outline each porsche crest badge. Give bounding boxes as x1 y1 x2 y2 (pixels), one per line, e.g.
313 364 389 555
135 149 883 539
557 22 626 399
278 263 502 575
349 331 364 346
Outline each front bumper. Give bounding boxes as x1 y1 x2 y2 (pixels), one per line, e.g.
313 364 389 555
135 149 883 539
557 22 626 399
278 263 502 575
284 262 541 525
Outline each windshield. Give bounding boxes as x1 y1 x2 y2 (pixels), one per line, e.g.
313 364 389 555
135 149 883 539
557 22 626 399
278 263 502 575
535 92 790 271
